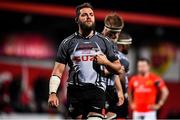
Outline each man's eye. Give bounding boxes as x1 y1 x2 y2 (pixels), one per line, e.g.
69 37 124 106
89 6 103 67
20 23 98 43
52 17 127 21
81 13 86 17
90 13 94 16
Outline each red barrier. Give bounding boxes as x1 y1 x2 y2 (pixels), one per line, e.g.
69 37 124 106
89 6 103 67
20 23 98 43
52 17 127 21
0 1 180 27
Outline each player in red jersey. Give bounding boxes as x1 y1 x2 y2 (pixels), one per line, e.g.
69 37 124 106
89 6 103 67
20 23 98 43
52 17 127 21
128 58 169 120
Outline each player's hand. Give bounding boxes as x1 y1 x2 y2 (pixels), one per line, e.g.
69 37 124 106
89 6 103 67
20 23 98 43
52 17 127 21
48 93 59 108
130 102 136 110
119 66 125 74
117 92 124 106
103 68 110 76
94 54 109 65
148 104 161 110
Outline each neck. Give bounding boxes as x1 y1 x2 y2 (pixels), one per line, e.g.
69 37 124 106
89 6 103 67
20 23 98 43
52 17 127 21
79 28 94 38
101 28 105 36
140 72 149 77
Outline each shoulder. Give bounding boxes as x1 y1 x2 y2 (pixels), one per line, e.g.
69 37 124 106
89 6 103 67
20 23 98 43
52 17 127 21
95 32 111 43
130 75 136 82
149 72 161 80
129 75 138 87
130 75 138 82
61 33 77 45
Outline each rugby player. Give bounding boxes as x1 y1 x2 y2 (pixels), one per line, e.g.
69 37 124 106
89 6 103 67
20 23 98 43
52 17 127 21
129 58 169 120
48 3 122 119
102 13 131 119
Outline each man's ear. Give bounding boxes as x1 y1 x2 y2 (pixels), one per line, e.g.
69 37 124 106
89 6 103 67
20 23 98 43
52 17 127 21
75 17 79 23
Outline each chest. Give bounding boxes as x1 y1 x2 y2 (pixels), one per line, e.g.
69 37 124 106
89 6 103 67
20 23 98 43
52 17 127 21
133 79 156 93
68 39 106 62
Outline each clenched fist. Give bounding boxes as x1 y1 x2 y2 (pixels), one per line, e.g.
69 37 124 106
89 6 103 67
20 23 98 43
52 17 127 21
117 92 124 106
94 54 109 65
48 93 59 108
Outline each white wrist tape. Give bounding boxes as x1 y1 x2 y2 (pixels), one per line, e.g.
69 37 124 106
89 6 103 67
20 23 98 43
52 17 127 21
49 75 61 94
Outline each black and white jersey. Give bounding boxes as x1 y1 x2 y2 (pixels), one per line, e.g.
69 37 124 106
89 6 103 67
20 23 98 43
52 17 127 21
106 50 129 90
117 51 129 89
56 32 118 91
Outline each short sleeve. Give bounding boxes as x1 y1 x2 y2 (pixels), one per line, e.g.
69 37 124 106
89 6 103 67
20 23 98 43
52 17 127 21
155 77 166 89
104 39 118 62
128 76 135 91
56 41 68 64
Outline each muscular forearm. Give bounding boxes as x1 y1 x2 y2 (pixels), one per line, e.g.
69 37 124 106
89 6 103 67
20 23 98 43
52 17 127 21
114 76 123 95
95 54 122 74
128 89 133 104
119 71 126 84
105 60 121 75
52 62 65 78
49 62 65 94
157 87 169 107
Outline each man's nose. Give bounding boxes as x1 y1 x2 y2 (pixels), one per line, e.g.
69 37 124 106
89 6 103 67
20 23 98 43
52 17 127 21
87 14 91 19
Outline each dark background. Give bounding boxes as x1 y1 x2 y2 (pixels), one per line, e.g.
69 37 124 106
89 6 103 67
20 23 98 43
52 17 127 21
0 0 179 119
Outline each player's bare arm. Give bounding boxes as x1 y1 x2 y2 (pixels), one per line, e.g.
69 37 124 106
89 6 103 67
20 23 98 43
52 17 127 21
128 87 135 110
95 54 122 74
52 62 66 78
101 65 124 77
118 65 126 89
114 75 124 106
149 86 169 110
48 62 66 107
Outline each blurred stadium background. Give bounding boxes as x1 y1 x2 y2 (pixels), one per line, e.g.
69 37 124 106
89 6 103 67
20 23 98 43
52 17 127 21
0 0 179 119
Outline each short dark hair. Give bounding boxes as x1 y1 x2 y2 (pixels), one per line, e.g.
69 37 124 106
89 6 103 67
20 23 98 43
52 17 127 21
138 58 151 65
104 13 124 30
76 3 93 17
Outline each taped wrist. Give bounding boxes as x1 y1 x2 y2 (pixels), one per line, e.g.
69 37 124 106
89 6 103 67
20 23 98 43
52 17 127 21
49 75 61 94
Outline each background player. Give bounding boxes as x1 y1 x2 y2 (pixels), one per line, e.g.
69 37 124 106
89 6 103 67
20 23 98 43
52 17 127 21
115 33 132 119
48 3 122 120
102 13 130 119
102 13 124 43
128 58 169 120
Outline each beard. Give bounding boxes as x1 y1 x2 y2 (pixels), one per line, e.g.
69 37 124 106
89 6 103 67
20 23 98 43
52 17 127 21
121 49 128 55
139 71 146 76
79 21 95 37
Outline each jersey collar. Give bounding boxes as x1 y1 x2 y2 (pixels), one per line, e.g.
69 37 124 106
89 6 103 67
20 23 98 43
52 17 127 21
75 31 97 39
